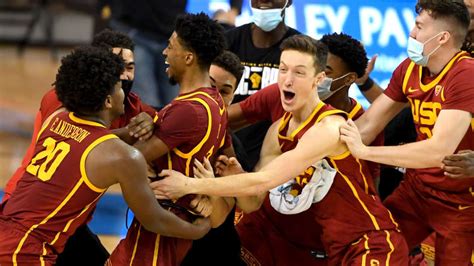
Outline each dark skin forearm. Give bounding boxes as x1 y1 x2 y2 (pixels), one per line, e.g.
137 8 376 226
111 127 136 144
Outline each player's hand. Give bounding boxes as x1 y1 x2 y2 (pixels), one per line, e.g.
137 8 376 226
442 150 474 178
192 217 211 239
355 54 377 86
190 195 213 217
127 112 154 141
193 157 215 179
150 170 191 200
340 119 368 159
215 155 245 176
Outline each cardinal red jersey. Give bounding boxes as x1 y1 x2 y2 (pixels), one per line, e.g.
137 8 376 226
238 102 401 266
109 87 228 266
0 112 116 265
2 89 156 202
384 51 474 195
281 102 400 264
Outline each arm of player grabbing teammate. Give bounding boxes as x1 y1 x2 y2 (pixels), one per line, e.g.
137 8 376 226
86 138 210 239
341 109 472 169
111 112 155 144
442 150 474 178
151 115 347 198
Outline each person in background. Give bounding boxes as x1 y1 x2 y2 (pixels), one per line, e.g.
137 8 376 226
107 0 242 109
226 0 299 169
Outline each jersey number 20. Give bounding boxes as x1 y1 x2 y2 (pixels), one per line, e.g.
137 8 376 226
26 137 71 181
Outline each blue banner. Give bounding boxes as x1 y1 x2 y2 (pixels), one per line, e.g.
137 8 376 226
187 0 418 108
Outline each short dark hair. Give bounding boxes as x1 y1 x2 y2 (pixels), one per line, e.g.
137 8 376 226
91 29 135 51
175 12 226 69
280 34 328 73
55 46 124 114
321 33 368 78
212 50 244 86
416 0 470 47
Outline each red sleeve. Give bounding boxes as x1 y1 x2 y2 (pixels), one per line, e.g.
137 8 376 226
154 103 206 150
383 59 411 103
40 88 63 121
239 83 284 123
442 59 474 113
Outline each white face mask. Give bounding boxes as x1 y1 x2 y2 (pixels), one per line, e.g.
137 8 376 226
406 32 444 66
251 0 288 32
317 73 351 100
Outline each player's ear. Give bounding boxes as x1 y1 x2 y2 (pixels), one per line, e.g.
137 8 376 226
185 52 194 65
104 94 113 109
314 71 326 88
346 72 357 86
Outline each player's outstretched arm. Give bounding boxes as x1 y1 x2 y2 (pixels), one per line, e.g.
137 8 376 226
343 109 472 169
86 139 210 240
153 115 345 198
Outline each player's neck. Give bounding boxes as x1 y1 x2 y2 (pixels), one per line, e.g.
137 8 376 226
325 92 352 113
178 69 211 94
426 47 460 76
292 97 320 124
74 112 110 127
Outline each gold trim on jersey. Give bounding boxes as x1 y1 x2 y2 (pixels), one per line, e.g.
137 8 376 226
152 235 161 266
355 158 370 194
53 194 103 246
40 193 104 263
329 158 381 231
12 179 85 265
175 90 226 115
385 230 395 265
315 109 346 124
402 62 416 95
417 51 467 92
130 224 142 266
387 209 400 231
153 113 159 123
69 112 107 128
348 101 362 119
328 150 351 160
36 109 64 142
80 134 118 193
278 101 325 141
40 242 47 266
172 97 213 176
361 234 370 265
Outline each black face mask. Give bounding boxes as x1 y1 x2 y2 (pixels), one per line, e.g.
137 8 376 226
121 79 134 96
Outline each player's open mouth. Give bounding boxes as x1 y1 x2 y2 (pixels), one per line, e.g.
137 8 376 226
164 60 170 73
283 90 295 101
